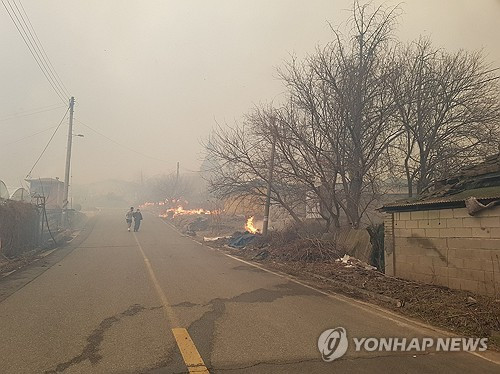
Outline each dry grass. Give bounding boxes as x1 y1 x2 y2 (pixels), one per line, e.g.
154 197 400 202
0 199 39 258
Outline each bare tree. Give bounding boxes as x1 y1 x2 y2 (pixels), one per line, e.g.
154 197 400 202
279 1 402 228
392 38 500 196
203 118 305 225
204 1 500 232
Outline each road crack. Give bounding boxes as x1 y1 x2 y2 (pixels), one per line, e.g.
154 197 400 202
187 282 318 369
209 351 433 372
44 304 161 373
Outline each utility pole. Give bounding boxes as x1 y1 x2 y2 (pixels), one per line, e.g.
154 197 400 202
176 162 180 182
62 96 75 228
262 117 276 236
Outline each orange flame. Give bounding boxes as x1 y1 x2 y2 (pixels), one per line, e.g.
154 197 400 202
161 206 212 218
245 216 258 234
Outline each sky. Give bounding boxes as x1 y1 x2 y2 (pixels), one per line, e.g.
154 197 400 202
1 0 499 190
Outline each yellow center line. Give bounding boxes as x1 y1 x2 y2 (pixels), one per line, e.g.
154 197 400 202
172 328 211 373
132 233 210 373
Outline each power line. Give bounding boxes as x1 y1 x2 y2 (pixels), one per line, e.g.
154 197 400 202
11 0 69 100
1 0 68 103
17 0 70 98
26 107 69 178
11 0 66 98
0 125 57 147
14 0 70 101
75 118 173 164
18 1 70 98
2 0 67 103
0 103 66 122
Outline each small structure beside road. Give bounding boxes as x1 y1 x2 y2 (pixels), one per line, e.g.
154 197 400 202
25 177 64 209
382 154 500 295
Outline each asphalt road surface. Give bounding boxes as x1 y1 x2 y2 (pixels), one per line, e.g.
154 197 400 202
0 211 499 373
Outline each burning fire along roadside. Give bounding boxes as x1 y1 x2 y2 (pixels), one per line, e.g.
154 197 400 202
159 206 213 218
245 216 259 234
318 327 488 362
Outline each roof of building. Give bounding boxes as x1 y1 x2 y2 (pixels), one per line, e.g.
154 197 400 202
382 153 500 211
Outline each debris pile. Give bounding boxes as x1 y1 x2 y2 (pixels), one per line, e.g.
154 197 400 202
203 231 259 249
227 231 258 248
206 234 345 263
336 254 377 271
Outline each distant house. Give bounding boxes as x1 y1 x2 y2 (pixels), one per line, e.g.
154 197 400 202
26 177 64 209
381 154 500 295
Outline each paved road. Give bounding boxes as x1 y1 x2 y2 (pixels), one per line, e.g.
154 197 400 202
0 211 498 373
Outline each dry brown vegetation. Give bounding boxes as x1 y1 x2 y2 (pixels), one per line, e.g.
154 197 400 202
0 199 39 258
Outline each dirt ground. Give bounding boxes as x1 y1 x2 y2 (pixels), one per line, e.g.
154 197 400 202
0 255 33 275
165 213 500 350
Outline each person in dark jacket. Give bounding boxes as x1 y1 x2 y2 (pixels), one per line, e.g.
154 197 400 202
133 208 143 232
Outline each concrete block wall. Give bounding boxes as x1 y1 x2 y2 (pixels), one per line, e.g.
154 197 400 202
384 205 500 296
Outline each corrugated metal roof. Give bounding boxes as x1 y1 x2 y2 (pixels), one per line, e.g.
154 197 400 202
383 193 500 210
382 154 500 211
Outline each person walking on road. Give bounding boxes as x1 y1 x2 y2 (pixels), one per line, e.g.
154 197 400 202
125 207 134 232
133 208 143 232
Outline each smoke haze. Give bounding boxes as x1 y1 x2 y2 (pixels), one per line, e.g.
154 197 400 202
1 0 499 188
